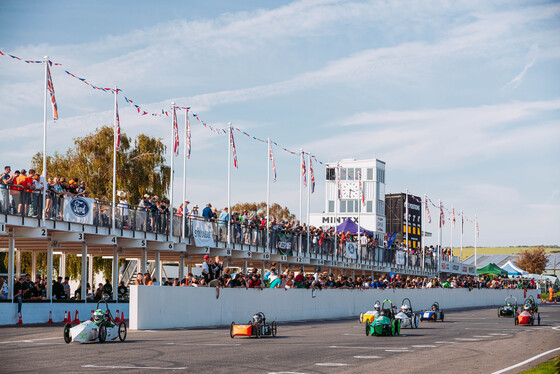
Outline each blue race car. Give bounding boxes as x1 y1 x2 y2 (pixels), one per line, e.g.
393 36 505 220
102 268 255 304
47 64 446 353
420 301 444 322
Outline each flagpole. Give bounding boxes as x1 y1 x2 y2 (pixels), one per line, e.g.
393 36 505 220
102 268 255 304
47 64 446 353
405 189 409 251
422 194 426 269
450 205 454 259
358 172 362 263
460 209 464 263
438 199 441 275
306 153 311 257
227 123 232 245
182 109 187 239
299 148 303 225
112 85 118 232
169 102 175 238
474 214 478 270
41 56 48 224
334 165 338 252
266 138 271 251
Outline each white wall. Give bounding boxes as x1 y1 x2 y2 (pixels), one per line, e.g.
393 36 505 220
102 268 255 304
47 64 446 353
130 286 540 330
0 302 128 325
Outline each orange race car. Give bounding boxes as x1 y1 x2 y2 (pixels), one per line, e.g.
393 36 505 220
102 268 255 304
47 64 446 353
515 297 541 326
230 312 277 338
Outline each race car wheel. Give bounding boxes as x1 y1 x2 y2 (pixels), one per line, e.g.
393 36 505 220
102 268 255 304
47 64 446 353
359 312 363 323
365 320 371 336
537 313 541 326
255 324 261 339
98 322 108 343
498 308 501 317
230 322 235 339
272 321 277 337
118 322 127 341
63 323 72 344
415 314 420 328
440 311 445 322
531 317 534 326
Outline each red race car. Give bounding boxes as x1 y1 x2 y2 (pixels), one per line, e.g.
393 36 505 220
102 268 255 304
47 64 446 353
515 298 541 326
230 312 277 338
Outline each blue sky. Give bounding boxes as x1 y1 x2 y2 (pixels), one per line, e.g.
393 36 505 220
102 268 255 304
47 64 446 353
0 0 559 247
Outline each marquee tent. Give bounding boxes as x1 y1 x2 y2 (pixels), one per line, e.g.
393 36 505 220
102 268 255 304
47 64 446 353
476 263 509 276
335 218 374 236
499 260 528 276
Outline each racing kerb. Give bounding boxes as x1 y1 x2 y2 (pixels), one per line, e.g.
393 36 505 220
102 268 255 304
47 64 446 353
129 286 540 330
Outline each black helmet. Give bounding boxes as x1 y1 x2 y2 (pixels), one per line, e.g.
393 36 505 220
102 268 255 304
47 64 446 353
252 312 265 324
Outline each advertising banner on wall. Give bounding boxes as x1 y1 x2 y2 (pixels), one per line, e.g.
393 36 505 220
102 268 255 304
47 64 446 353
345 242 357 259
192 220 215 247
396 251 406 265
63 196 94 225
277 232 293 256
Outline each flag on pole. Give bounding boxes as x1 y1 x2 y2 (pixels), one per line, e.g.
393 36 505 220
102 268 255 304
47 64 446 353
310 157 315 193
302 153 307 188
115 97 121 150
476 216 479 238
230 129 238 168
46 63 58 120
425 200 431 223
269 142 277 182
358 172 365 206
461 213 464 234
452 208 455 229
337 164 342 199
173 108 179 156
186 109 191 159
440 206 445 227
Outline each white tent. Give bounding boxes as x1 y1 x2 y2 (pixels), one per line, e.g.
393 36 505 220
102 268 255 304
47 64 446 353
499 260 528 276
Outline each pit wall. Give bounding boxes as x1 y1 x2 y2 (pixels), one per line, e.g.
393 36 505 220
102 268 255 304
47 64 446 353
129 286 540 330
0 302 129 326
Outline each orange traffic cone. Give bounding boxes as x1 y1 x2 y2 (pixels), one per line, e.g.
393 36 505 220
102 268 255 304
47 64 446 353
67 311 72 324
16 313 23 325
47 310 54 324
73 310 80 324
90 310 94 321
63 311 69 323
120 311 124 322
115 310 120 322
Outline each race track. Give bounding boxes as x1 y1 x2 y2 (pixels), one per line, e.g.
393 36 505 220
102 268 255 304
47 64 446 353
1 304 559 374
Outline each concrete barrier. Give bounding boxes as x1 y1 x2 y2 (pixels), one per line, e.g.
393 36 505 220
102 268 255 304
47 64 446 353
129 286 540 330
0 302 129 326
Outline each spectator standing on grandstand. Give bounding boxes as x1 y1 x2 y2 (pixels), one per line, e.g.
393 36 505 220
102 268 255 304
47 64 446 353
190 204 199 216
62 277 71 299
202 255 211 282
15 169 30 215
103 279 113 299
1 166 15 214
0 277 8 300
218 208 230 240
143 272 154 286
202 203 213 220
52 277 66 299
14 277 24 313
210 256 223 280
135 273 144 285
93 283 104 301
118 281 128 300
117 196 129 228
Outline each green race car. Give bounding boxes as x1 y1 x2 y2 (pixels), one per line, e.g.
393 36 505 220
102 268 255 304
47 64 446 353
365 299 401 336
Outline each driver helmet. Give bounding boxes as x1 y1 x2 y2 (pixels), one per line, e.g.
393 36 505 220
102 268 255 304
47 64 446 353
523 303 531 311
252 312 264 324
373 303 380 311
432 304 438 311
93 309 105 323
401 304 409 312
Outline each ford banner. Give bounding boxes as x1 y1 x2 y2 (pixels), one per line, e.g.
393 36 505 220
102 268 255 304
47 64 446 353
63 196 95 225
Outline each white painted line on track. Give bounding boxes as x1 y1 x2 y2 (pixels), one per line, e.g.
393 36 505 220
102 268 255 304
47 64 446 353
385 349 413 352
353 356 383 359
455 338 480 341
315 363 349 367
434 341 458 344
268 372 306 374
472 335 493 338
491 347 560 374
170 343 240 346
343 333 365 336
330 346 404 350
82 365 187 370
411 345 437 348
489 333 509 336
0 337 59 344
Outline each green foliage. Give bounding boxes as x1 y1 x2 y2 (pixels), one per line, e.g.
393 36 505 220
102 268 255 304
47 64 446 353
30 125 169 205
229 202 296 222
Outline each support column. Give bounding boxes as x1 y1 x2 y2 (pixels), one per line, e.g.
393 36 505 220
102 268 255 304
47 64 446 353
81 242 87 302
112 245 119 301
140 249 147 273
15 250 21 278
278 263 282 275
88 255 94 292
60 253 66 278
32 251 37 280
8 232 15 299
187 262 192 276
243 260 247 274
178 254 185 281
47 239 53 299
154 251 161 285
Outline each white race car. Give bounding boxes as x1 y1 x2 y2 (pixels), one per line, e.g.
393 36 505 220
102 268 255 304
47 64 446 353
63 301 127 343
394 298 419 329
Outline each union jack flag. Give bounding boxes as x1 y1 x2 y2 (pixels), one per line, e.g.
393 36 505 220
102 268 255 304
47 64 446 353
173 108 179 156
115 96 121 150
46 63 58 120
310 157 315 193
186 109 191 159
230 129 238 168
452 208 455 229
358 172 365 205
269 142 277 182
302 153 306 188
440 205 445 227
425 200 431 223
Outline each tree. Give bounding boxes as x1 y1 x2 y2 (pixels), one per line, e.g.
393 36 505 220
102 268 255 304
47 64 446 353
229 202 296 222
30 126 169 205
515 247 548 274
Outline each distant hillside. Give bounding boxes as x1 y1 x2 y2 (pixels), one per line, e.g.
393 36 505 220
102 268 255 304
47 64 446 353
454 246 560 260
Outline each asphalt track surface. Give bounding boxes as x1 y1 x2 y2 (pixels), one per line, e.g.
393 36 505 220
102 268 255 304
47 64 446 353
1 304 559 374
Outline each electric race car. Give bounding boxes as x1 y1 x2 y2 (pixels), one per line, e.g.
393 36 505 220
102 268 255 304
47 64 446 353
359 300 381 324
515 297 541 326
394 298 419 329
498 296 518 318
63 301 127 343
420 301 445 322
365 299 400 336
230 312 277 338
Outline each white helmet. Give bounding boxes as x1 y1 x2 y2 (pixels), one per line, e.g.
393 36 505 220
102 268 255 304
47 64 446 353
374 303 380 311
401 304 409 311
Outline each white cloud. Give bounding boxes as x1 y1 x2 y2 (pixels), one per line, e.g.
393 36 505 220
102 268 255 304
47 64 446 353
502 44 540 90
